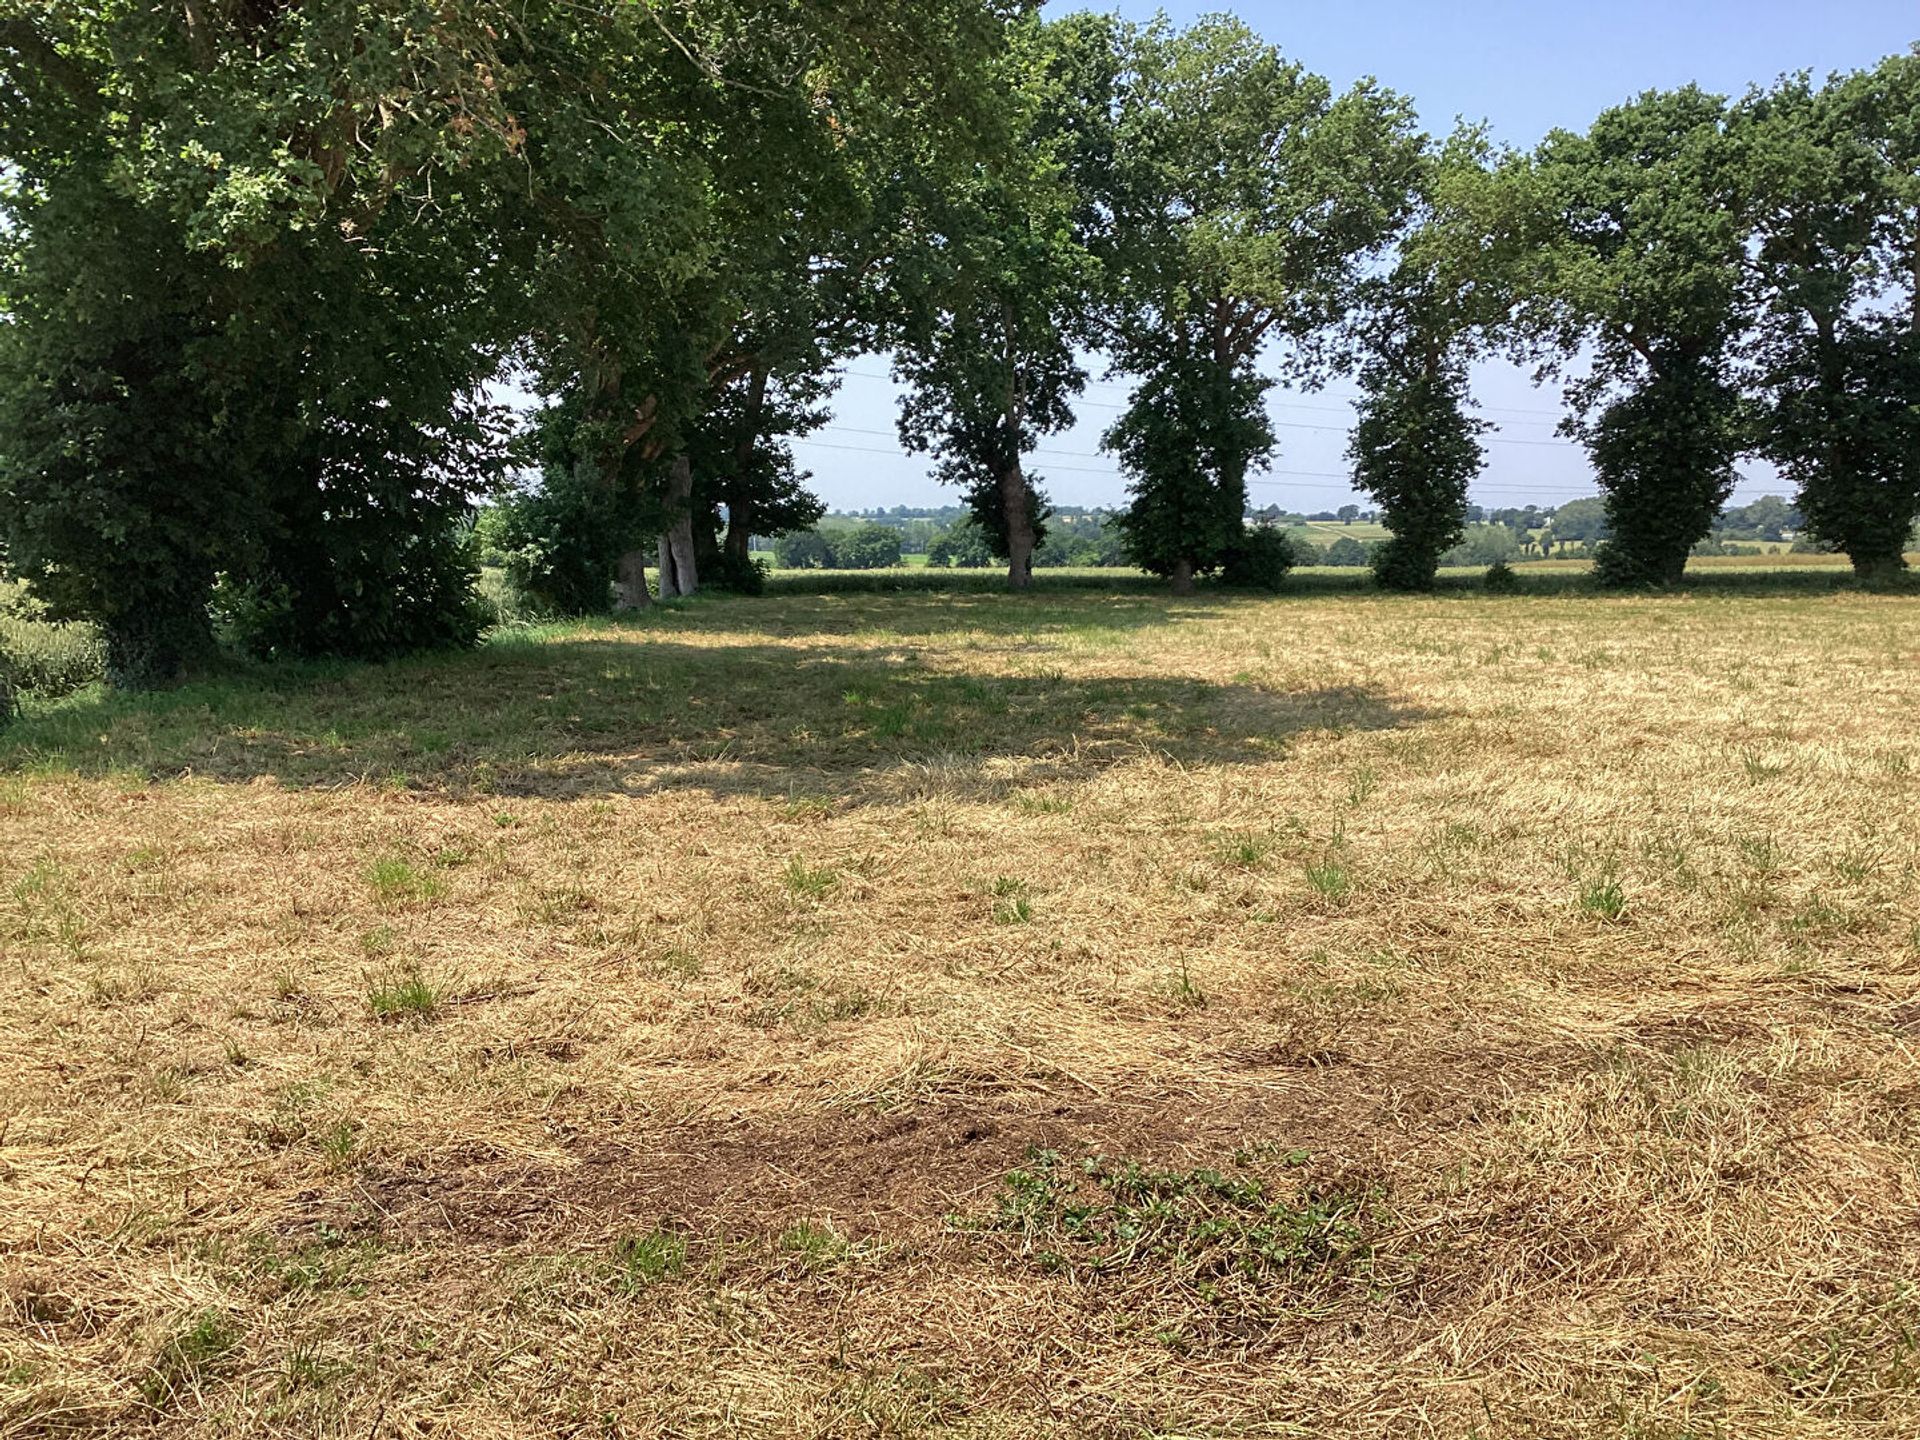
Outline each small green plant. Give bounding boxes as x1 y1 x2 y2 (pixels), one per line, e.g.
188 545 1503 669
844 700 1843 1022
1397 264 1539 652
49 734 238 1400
1579 876 1627 922
1346 767 1378 808
138 1310 240 1406
779 1221 851 1265
650 947 703 980
317 1119 360 1169
1163 957 1207 1009
278 1339 350 1396
978 1150 1375 1313
783 856 838 900
991 875 1033 924
366 967 437 1020
1737 833 1782 872
778 792 834 820
367 854 442 908
1303 861 1351 904
1214 832 1275 868
614 1229 687 1288
1016 791 1073 816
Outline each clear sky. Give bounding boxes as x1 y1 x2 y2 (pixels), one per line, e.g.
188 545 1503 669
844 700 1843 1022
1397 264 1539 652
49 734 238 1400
800 1 1920 514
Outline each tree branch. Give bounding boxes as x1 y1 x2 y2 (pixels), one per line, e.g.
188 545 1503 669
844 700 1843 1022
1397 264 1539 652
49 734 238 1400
0 19 98 110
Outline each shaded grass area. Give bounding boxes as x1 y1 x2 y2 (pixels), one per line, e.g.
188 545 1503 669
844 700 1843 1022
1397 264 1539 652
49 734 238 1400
2 585 1919 1437
0 610 1427 795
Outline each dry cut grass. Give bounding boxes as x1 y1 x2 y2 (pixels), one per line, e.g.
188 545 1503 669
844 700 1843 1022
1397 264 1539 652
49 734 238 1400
2 584 1919 1438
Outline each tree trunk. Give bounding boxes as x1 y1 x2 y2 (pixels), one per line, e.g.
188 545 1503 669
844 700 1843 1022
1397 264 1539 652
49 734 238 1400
1851 549 1908 585
720 365 768 577
1169 558 1196 595
725 513 754 569
615 549 652 610
657 451 699 598
1000 462 1035 591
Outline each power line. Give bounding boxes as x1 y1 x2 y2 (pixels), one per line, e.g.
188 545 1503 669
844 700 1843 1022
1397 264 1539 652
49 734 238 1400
833 363 1575 421
818 410 1585 451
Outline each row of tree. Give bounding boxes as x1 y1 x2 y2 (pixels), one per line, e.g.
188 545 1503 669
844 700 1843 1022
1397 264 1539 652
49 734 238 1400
1 10 1916 689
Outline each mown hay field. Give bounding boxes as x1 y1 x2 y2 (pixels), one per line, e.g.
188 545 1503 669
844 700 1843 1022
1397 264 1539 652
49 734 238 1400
3 583 1919 1438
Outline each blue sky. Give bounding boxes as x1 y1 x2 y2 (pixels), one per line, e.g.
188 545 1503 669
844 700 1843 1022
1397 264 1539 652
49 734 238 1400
801 1 1920 513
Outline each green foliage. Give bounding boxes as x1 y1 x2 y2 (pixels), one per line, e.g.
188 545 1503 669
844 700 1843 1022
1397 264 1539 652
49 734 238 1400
1354 370 1485 589
1108 363 1272 584
832 525 905 571
493 480 629 617
1348 131 1514 591
1587 370 1745 586
1529 87 1753 586
1737 58 1920 580
1579 875 1628 922
773 530 837 570
1218 529 1298 591
893 15 1110 587
0 178 261 687
614 1230 688 1288
139 1311 241 1408
1442 524 1521 568
366 969 438 1021
0 15 517 685
488 396 651 616
1549 496 1609 544
981 1150 1374 1311
1033 514 1132 567
687 365 829 587
927 521 998 569
1717 494 1798 542
0 0 1010 680
1320 536 1375 568
0 583 106 699
1098 16 1421 588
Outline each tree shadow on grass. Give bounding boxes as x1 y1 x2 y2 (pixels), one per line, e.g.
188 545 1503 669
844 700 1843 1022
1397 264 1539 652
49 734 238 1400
0 632 1439 805
640 587 1232 641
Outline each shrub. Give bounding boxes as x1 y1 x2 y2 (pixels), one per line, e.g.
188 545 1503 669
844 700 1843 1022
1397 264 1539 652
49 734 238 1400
773 529 835 569
1441 524 1520 567
1483 560 1521 593
492 475 634 616
832 524 904 570
927 521 996 568
0 581 107 698
705 548 769 595
1218 528 1297 590
1321 535 1373 568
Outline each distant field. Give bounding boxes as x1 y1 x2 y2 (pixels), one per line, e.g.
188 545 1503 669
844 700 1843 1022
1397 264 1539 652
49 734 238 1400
1290 520 1393 545
3 583 1917 1437
756 551 1913 588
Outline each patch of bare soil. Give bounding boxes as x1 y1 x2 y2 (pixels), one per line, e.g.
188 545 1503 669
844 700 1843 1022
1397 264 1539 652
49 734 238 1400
346 1037 1573 1249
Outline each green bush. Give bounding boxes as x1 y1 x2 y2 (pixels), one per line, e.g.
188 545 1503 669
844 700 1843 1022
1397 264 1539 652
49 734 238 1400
1321 535 1374 567
0 581 107 698
1218 528 1297 590
832 524 905 570
927 521 996 568
492 477 635 616
1441 524 1521 567
1483 560 1521 593
773 529 835 569
704 548 769 595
